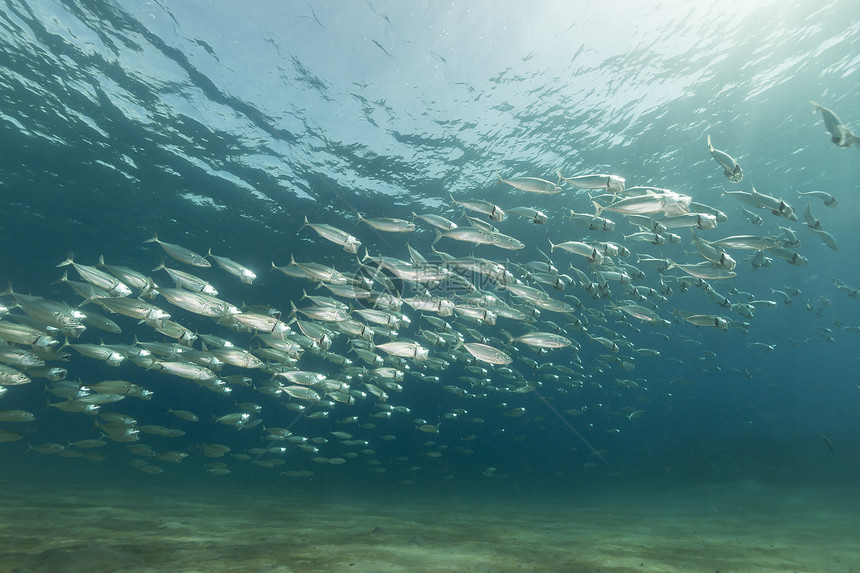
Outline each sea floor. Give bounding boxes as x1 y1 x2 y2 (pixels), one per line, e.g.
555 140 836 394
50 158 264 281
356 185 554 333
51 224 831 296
1 471 858 573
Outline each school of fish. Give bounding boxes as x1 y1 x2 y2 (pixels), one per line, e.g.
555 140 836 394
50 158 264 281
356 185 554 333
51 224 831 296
0 101 856 481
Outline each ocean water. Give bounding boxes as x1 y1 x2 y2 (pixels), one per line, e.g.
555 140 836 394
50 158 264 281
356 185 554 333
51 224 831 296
1 1 860 571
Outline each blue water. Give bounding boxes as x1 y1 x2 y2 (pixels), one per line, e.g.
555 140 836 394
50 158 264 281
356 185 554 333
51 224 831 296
1 0 859 497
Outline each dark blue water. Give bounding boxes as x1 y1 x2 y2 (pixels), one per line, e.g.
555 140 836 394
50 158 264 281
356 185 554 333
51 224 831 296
1 0 859 494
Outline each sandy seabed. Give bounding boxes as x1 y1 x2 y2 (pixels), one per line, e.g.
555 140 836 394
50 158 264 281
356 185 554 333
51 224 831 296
0 472 858 573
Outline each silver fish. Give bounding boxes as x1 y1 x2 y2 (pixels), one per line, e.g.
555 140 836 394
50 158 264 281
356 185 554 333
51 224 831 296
207 250 257 284
301 216 361 253
497 172 561 194
450 195 505 222
143 233 211 267
461 342 511 365
557 171 625 194
358 214 416 233
707 134 743 182
811 101 860 148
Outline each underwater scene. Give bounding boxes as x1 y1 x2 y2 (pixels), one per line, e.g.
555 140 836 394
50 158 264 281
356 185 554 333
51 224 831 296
1 1 859 571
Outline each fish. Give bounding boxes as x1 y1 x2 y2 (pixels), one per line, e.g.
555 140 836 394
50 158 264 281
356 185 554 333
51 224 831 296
301 216 362 253
461 342 512 365
710 235 783 250
547 239 604 264
0 409 36 422
412 212 458 231
358 214 417 233
811 101 860 148
567 210 615 232
497 173 561 194
96 257 152 293
750 186 797 221
810 228 838 251
692 231 736 271
613 303 669 326
557 171 626 194
592 191 691 217
721 188 761 209
434 227 523 250
153 260 218 294
207 250 257 284
507 206 548 224
450 195 505 222
143 233 211 267
797 190 837 207
158 288 239 318
56 253 133 297
707 134 743 182
657 213 718 230
0 430 23 443
741 206 764 226
0 365 31 386
679 312 729 329
376 341 430 361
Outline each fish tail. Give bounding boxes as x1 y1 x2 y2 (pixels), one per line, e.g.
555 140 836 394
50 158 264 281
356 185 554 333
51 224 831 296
432 228 443 245
300 216 310 231
51 270 69 285
495 171 503 183
151 258 166 273
556 170 565 184
0 281 13 297
97 255 105 267
143 232 158 244
56 251 74 268
591 200 605 218
547 238 556 253
141 277 158 299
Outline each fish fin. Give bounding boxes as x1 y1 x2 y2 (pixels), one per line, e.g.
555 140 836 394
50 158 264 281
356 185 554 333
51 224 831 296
51 270 69 286
56 251 74 268
97 255 105 267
